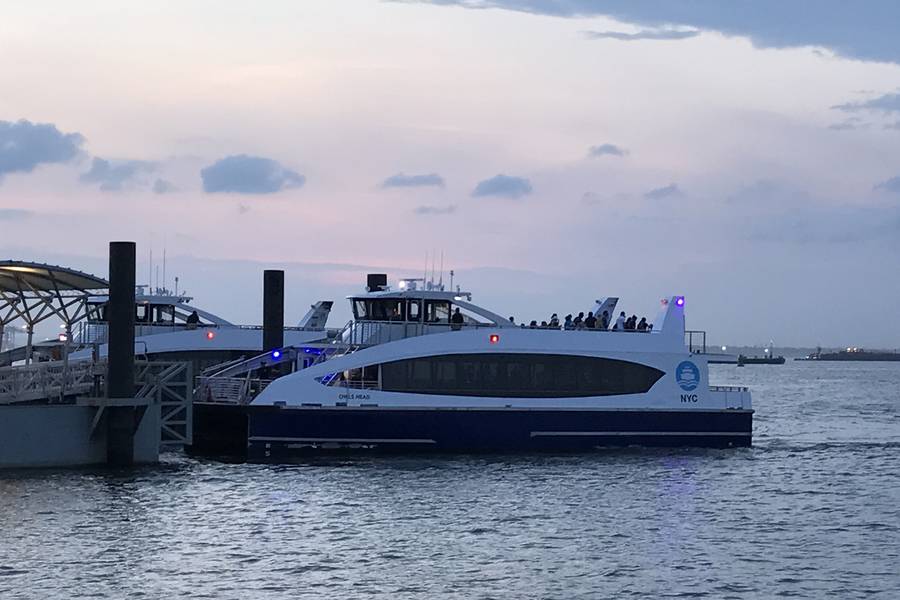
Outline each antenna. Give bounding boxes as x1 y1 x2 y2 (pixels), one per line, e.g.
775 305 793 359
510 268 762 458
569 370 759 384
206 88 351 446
438 251 444 289
430 249 436 287
423 250 428 286
149 246 153 291
163 246 167 295
450 269 454 291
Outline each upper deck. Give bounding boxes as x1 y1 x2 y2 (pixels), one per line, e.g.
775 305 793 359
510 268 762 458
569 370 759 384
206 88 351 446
339 275 686 349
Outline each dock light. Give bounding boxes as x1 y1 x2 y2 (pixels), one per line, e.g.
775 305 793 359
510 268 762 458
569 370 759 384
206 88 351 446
489 334 500 344
272 350 282 359
675 296 685 307
205 331 215 340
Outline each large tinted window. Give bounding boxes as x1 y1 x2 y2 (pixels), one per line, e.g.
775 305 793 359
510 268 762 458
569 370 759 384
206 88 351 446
380 353 663 397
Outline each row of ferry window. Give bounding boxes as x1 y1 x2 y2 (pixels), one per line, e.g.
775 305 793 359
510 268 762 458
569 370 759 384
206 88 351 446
354 299 453 322
343 353 664 398
87 303 177 324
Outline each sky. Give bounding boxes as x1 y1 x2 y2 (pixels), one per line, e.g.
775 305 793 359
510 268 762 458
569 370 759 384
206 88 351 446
1 1 899 348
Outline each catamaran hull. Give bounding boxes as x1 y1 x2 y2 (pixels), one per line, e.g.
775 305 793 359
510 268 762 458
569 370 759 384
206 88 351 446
189 403 753 460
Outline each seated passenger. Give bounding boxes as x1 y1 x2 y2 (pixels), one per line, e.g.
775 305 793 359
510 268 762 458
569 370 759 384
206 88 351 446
584 312 597 329
626 315 638 331
540 320 548 328
600 310 610 330
613 311 626 331
573 312 584 329
637 317 648 331
549 313 560 328
450 307 464 330
185 310 200 330
530 320 538 328
563 314 574 330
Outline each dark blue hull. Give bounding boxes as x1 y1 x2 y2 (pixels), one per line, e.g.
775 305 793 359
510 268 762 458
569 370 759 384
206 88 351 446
188 404 753 460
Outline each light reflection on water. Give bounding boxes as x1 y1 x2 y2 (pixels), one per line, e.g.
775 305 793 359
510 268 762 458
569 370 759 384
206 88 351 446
1 362 898 599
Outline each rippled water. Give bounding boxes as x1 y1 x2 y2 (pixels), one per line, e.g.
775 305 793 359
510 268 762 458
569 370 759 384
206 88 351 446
1 362 899 599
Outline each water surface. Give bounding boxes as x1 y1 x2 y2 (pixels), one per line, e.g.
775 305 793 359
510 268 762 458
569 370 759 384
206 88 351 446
1 362 898 599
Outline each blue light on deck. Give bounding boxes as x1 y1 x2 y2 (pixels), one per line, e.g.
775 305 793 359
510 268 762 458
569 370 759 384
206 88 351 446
675 296 685 307
272 350 282 359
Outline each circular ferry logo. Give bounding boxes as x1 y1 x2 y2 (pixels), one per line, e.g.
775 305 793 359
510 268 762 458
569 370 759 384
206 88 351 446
675 361 700 391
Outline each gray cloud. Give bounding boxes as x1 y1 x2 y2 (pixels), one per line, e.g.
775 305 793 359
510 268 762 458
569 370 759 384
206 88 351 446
414 205 457 215
152 178 176 194
746 207 900 244
583 29 699 41
381 172 445 188
884 121 900 130
588 143 628 157
725 180 900 244
410 1 900 64
0 208 34 220
644 183 683 199
472 174 532 199
0 119 84 179
201 155 305 194
874 176 900 194
828 118 869 131
79 157 156 191
832 92 900 114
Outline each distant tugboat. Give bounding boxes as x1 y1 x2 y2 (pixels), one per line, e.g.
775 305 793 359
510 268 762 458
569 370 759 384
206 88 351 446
737 341 785 366
796 347 900 362
737 354 786 366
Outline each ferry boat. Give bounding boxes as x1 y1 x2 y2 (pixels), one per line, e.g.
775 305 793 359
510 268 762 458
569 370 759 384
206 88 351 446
190 275 753 458
68 287 333 372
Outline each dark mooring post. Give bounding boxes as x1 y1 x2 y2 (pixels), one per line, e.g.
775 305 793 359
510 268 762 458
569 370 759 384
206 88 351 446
107 241 137 466
263 270 285 353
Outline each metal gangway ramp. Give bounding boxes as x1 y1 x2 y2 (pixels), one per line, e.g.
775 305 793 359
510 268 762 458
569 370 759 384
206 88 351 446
0 357 193 448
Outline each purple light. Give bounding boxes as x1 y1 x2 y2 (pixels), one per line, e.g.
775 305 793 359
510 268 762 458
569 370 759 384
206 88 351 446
272 350 282 359
675 296 685 307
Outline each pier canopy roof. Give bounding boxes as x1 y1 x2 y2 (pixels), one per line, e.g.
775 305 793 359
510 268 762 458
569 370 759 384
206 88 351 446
0 261 108 294
0 261 109 330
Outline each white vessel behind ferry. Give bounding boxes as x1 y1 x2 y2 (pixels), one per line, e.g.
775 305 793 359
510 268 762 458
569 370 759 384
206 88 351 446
190 274 753 458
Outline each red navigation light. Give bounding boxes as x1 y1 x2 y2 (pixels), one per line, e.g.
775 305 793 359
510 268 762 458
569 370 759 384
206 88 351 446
489 334 500 344
206 330 215 340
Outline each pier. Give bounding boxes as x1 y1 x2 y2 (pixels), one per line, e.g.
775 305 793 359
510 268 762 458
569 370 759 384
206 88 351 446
0 243 192 469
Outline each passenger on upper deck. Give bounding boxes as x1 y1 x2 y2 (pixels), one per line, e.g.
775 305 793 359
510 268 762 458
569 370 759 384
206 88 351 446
637 317 648 331
573 312 585 329
600 310 610 330
549 313 559 328
563 314 574 330
613 311 626 331
584 312 597 329
186 310 200 330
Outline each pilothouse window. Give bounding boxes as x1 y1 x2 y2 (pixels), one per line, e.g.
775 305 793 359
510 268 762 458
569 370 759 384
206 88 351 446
425 300 451 323
407 299 422 322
